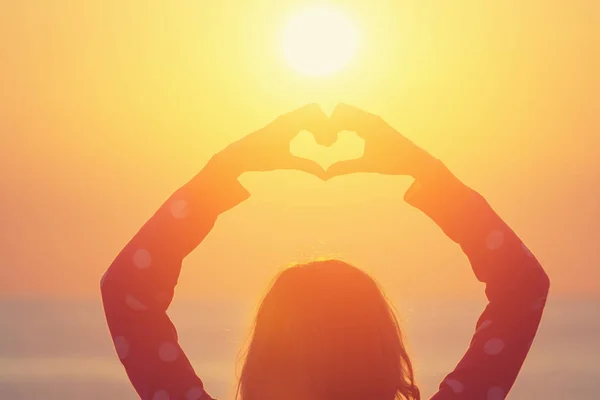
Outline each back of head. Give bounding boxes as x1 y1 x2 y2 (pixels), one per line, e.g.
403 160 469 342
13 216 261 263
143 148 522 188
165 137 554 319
238 259 419 400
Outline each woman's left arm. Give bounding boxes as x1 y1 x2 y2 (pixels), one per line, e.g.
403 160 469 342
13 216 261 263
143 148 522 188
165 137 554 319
100 104 331 400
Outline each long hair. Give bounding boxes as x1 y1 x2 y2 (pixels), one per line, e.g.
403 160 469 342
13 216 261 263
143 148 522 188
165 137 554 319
237 259 420 400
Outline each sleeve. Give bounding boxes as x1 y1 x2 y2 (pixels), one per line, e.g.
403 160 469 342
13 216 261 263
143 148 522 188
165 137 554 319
404 160 551 400
100 167 251 400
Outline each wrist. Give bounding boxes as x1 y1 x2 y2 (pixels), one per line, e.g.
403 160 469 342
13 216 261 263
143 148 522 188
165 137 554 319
409 149 439 182
186 157 250 215
203 153 243 181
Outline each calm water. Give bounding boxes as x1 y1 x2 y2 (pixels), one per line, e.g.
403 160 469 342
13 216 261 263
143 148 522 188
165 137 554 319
0 298 597 399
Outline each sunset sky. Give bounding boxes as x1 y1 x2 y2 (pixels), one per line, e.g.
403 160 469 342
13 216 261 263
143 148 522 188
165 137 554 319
1 1 598 300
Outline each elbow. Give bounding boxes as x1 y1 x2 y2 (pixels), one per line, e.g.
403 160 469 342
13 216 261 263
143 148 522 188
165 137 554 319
99 267 122 315
540 269 550 297
99 267 113 295
530 263 550 298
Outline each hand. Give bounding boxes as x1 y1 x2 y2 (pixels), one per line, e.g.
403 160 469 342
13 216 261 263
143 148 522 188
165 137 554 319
207 104 335 180
325 103 435 180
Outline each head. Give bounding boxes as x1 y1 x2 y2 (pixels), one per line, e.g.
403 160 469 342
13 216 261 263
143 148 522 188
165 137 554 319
237 259 419 400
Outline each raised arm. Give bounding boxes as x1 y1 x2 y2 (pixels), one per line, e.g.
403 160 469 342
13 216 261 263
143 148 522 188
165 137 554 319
100 167 249 400
100 104 332 400
405 161 549 400
326 104 550 400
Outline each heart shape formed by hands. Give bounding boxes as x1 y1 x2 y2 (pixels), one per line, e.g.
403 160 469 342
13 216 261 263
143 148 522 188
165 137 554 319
213 103 426 182
284 103 427 181
290 130 365 170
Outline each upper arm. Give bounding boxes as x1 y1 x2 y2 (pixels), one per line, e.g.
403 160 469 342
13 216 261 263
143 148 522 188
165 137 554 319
101 270 211 400
403 162 550 399
430 232 549 399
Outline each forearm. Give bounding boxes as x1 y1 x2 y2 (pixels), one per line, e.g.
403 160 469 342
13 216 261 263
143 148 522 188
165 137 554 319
101 163 250 290
405 159 549 293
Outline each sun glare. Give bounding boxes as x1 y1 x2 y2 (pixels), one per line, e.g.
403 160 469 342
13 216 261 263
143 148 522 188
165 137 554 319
282 5 359 77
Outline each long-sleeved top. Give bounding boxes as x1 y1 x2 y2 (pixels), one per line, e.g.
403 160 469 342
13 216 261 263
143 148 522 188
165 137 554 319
101 160 550 400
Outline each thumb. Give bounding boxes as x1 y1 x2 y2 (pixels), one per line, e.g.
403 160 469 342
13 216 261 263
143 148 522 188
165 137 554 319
283 155 327 180
325 158 367 180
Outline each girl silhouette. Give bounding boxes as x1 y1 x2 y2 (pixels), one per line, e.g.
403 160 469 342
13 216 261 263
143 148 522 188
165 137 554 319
101 104 550 400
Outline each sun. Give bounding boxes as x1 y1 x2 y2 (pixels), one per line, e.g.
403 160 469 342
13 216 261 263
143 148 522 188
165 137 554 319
282 5 359 77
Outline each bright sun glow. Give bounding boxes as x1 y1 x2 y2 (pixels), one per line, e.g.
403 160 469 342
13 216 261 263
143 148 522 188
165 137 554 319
282 6 359 77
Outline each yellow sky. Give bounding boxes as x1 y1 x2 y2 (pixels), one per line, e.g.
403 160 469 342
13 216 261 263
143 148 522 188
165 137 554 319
1 1 598 299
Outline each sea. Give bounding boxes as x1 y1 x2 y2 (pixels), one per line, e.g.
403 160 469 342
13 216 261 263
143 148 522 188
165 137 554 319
0 297 597 399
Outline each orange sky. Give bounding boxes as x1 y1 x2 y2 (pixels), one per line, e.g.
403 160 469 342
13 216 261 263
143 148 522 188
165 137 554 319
1 1 598 300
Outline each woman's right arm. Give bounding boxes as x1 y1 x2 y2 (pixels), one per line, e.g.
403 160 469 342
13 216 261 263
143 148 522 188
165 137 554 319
326 104 550 400
404 160 550 400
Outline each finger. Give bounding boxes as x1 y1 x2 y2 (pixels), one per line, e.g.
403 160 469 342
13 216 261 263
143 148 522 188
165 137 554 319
274 103 336 145
324 158 371 180
329 103 388 138
281 155 327 180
